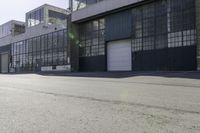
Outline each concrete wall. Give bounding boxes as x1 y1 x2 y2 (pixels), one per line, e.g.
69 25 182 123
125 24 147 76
71 0 144 22
0 20 25 39
0 23 66 47
0 21 12 39
196 0 200 70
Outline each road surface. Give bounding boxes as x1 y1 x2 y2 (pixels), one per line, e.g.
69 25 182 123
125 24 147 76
0 72 200 133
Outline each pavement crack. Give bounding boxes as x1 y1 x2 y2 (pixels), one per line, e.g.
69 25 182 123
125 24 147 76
24 88 200 115
1 85 199 116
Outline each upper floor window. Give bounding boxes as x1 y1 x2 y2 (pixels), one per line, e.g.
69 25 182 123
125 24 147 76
27 8 44 27
48 10 67 27
72 0 104 11
72 0 86 11
14 24 25 36
0 24 11 38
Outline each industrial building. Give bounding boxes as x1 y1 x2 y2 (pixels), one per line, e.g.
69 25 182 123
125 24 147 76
0 4 70 73
0 0 200 73
70 0 200 72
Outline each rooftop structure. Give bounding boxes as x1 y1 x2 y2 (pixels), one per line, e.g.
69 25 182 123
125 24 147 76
0 4 68 47
0 4 70 73
26 4 67 28
0 20 25 39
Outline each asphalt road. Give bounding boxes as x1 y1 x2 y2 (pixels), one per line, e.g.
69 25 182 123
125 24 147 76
0 72 200 133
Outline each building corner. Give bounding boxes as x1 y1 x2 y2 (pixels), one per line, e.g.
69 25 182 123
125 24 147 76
196 0 200 70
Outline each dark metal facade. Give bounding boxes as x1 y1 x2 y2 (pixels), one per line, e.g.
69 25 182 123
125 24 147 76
78 18 106 71
131 0 196 70
1 0 197 73
105 10 132 41
79 18 105 57
78 0 197 71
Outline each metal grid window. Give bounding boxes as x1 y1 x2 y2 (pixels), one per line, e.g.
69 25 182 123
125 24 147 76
27 8 44 27
79 18 105 57
10 29 68 72
132 0 196 52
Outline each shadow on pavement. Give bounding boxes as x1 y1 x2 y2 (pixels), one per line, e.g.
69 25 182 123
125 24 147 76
34 71 200 80
3 71 200 79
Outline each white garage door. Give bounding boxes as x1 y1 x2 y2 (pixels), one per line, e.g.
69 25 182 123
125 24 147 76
1 53 9 73
107 40 132 71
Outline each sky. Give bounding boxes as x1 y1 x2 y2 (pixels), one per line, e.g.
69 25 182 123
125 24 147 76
0 0 69 25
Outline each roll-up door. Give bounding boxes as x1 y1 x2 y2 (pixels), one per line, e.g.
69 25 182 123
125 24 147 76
1 53 9 73
107 40 132 71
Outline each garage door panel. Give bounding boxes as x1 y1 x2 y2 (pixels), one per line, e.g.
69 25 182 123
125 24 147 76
1 53 9 73
107 40 132 71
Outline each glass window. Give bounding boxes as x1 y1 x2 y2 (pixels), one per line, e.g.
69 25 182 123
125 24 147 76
132 0 196 52
27 8 44 27
73 0 87 11
48 10 67 27
14 24 25 35
32 38 37 52
58 30 64 48
36 36 41 52
72 0 105 11
99 19 105 30
27 14 31 27
0 24 12 38
40 8 44 22
132 38 142 52
10 29 68 72
79 18 105 57
35 10 40 25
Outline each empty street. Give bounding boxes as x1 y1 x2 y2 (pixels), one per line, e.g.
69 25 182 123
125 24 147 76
0 72 200 133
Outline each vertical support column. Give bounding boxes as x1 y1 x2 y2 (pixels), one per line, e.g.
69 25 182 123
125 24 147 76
196 0 200 70
44 6 48 25
69 0 73 11
0 54 1 73
67 15 79 72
